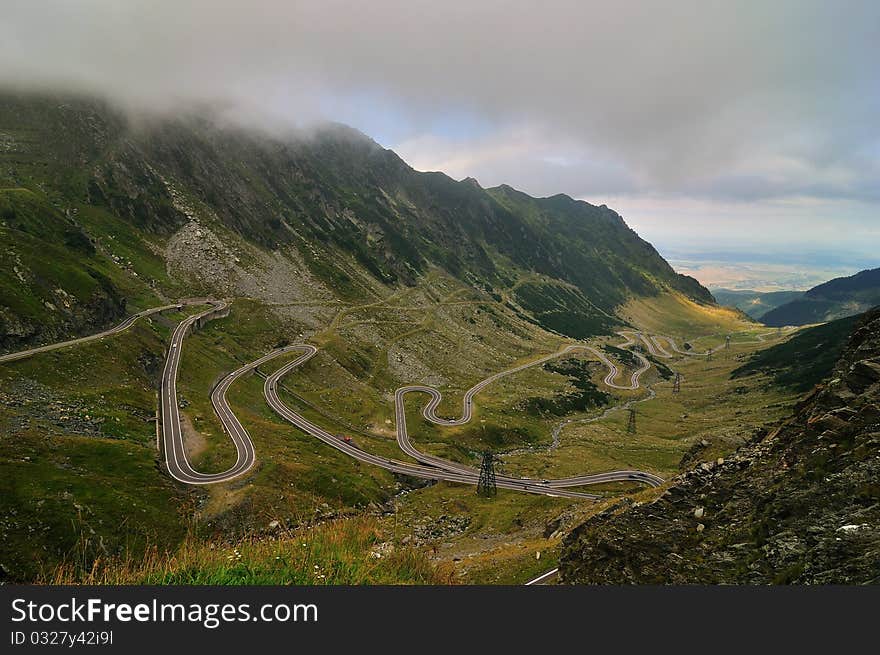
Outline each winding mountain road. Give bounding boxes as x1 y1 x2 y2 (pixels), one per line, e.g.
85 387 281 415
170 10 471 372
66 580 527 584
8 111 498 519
2 301 692 495
160 300 251 484
263 343 664 494
392 338 663 488
0 299 211 364
262 346 601 499
155 309 666 492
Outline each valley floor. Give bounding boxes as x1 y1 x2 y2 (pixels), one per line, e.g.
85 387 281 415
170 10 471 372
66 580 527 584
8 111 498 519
0 278 802 584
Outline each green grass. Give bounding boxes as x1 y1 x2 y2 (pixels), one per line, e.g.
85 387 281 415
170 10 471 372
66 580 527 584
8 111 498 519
0 420 188 582
0 93 814 585
43 517 452 585
395 324 803 582
521 358 610 417
172 299 401 528
603 344 641 367
0 307 202 581
0 188 169 352
513 280 617 338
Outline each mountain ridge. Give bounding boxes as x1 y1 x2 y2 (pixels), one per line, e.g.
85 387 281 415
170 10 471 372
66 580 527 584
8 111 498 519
0 91 713 351
761 267 880 327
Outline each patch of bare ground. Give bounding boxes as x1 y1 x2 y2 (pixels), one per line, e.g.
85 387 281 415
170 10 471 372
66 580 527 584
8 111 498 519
179 411 207 460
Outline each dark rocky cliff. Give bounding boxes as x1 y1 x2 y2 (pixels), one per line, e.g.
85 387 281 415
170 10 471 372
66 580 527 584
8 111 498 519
560 308 880 584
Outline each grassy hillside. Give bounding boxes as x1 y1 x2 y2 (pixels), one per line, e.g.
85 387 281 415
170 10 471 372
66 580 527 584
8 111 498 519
559 309 880 584
0 273 770 583
0 188 173 351
0 307 194 581
43 516 451 585
620 292 750 337
732 314 862 391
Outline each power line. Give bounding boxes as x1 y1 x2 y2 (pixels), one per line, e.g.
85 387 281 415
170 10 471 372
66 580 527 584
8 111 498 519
626 408 637 434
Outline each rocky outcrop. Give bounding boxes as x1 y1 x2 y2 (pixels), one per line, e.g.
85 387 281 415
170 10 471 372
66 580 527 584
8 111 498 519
164 219 331 304
559 308 880 584
0 285 126 354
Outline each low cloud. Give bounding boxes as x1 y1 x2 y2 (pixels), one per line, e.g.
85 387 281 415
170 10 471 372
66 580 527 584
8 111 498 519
1 1 878 254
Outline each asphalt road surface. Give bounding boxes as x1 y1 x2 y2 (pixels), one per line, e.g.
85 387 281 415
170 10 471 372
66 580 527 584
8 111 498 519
651 334 727 357
160 300 250 484
2 303 791 583
0 299 212 364
525 568 560 585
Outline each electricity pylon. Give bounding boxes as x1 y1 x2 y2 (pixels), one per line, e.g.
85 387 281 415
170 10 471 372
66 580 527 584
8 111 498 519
673 371 681 393
477 451 497 498
626 408 637 434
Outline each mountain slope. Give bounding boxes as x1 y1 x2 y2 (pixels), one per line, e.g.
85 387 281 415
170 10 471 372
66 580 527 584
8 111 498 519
0 92 713 350
712 288 804 320
731 314 862 392
559 308 880 584
761 268 880 327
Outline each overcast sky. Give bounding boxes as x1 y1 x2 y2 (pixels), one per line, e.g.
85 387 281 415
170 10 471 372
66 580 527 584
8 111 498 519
2 1 878 266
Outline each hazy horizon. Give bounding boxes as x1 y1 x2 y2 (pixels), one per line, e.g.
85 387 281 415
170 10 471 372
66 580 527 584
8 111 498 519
646 243 874 292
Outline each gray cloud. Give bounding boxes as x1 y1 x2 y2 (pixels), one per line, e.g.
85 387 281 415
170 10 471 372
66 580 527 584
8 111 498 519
1 1 878 247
